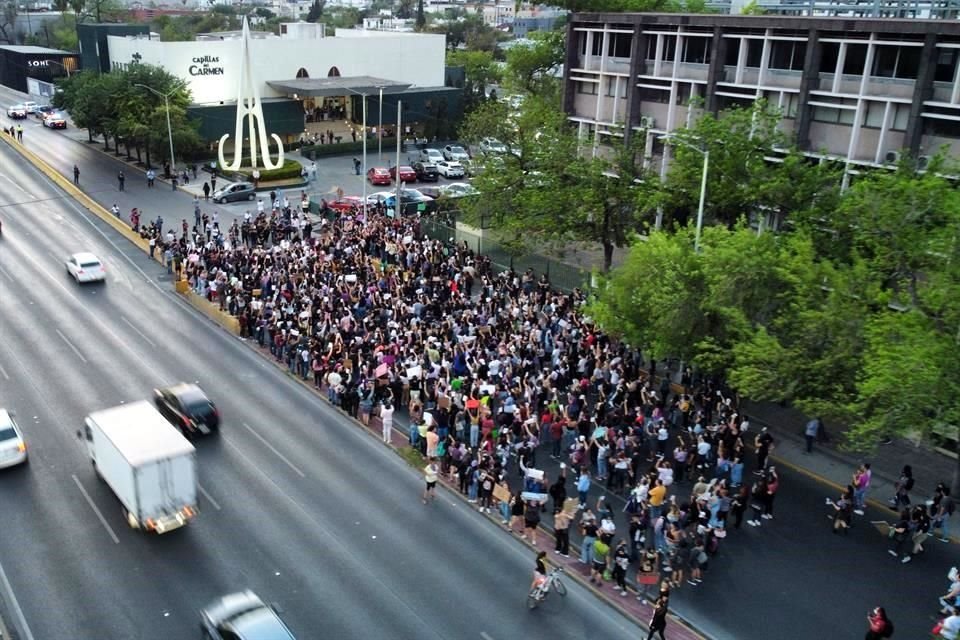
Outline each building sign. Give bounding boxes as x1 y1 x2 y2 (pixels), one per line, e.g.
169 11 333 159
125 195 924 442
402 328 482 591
27 60 50 68
189 55 224 77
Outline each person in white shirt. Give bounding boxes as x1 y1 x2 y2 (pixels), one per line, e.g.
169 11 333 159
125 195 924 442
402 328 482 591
380 401 395 444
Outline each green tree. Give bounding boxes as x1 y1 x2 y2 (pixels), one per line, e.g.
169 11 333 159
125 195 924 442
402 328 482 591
305 0 325 23
502 30 565 101
0 0 16 43
416 0 425 29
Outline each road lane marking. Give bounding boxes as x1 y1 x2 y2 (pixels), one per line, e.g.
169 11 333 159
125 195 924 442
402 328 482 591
241 423 306 477
72 474 120 545
0 362 8 380
0 264 12 281
120 315 156 348
0 556 36 640
481 633 495 640
198 483 221 511
55 329 87 363
0 172 32 197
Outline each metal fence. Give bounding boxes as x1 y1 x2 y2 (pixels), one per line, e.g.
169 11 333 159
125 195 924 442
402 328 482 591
420 216 591 293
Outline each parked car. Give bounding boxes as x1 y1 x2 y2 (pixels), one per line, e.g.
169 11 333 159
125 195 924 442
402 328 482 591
418 148 444 164
154 382 220 438
389 165 417 183
413 161 439 182
0 409 27 469
479 137 508 155
201 591 297 640
42 112 66 129
325 196 365 213
65 252 106 284
386 188 435 215
442 182 479 198
436 160 465 178
442 144 470 161
6 104 25 119
22 101 38 114
366 167 392 186
212 181 256 204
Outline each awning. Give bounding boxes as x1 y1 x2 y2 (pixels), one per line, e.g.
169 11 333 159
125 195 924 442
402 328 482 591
267 76 411 97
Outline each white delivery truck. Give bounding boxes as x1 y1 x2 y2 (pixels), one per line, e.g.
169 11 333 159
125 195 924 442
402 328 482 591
80 401 198 534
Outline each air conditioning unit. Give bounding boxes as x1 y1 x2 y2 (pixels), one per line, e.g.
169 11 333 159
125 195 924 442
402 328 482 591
884 150 901 164
639 116 656 129
917 155 931 170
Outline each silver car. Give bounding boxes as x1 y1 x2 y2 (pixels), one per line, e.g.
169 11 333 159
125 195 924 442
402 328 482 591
212 182 256 204
0 409 27 469
201 590 296 640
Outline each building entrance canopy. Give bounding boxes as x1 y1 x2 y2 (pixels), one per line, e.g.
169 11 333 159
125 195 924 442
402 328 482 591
267 76 411 97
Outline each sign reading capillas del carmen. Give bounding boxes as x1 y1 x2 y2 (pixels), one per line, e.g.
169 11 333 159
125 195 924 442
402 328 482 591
189 55 224 77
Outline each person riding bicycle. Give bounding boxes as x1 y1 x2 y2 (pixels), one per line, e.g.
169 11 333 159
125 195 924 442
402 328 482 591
530 550 548 593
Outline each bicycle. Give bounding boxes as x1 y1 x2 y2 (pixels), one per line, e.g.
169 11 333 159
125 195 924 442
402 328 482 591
527 567 567 609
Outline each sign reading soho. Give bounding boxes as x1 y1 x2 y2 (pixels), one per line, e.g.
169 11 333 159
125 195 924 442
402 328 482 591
189 55 224 77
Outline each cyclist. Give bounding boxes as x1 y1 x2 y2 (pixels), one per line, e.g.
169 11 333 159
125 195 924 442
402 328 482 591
530 550 548 593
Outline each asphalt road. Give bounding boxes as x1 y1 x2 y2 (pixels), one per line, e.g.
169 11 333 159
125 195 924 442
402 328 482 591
0 141 642 639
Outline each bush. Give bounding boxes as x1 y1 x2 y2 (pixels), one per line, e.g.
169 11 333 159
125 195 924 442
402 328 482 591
236 160 303 182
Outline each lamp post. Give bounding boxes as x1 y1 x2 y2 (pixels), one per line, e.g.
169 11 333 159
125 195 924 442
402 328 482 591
134 83 177 172
659 134 709 252
377 85 384 161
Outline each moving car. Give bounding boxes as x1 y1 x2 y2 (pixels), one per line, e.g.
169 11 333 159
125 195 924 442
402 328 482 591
154 382 220 438
212 181 256 204
35 105 55 118
65 252 106 283
442 144 470 161
201 591 297 640
436 160 465 178
22 101 38 114
413 161 439 182
366 167 392 186
389 165 417 183
418 148 444 164
479 137 508 155
42 112 66 129
0 409 27 469
6 104 25 119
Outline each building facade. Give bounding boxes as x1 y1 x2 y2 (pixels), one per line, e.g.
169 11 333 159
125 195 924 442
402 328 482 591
563 13 960 169
0 45 78 94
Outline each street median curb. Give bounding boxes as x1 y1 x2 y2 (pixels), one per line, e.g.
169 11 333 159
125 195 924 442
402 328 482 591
174 283 241 335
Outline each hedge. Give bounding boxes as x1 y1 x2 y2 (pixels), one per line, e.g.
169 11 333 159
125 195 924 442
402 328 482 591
301 138 399 159
235 160 303 181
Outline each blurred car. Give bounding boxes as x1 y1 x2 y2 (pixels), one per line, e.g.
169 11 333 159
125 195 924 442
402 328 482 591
413 161 439 182
42 112 66 129
201 590 296 640
442 144 470 161
365 191 394 206
442 182 479 198
22 101 38 114
154 382 220 438
436 160 465 178
212 181 256 204
65 252 106 283
366 167 391 186
35 105 55 118
479 137 508 155
325 196 365 213
385 188 435 215
0 409 27 469
389 165 417 183
418 148 444 164
415 186 444 199
6 104 26 119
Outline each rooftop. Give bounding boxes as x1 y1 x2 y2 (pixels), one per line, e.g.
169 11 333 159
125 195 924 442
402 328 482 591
0 45 73 54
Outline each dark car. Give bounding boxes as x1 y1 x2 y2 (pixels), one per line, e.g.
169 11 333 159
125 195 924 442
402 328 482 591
201 591 296 640
35 105 55 119
413 162 439 182
212 181 256 204
154 383 219 438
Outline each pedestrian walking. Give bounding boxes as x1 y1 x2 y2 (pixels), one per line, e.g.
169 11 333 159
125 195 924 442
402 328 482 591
422 458 439 505
754 427 773 475
864 606 894 639
522 499 541 546
16 124 22 142
645 586 670 640
117 171 125 192
353 157 361 175
146 168 155 187
804 417 821 454
73 164 80 185
933 483 955 542
888 465 914 511
887 509 911 560
827 488 853 534
612 539 630 596
202 182 210 201
252 168 261 188
110 203 119 218
901 504 930 563
761 466 779 521
554 508 572 557
380 400 394 444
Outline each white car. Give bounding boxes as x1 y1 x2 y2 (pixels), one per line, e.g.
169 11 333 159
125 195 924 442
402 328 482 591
22 101 38 114
42 112 66 129
479 137 508 155
442 182 479 198
365 191 395 205
418 148 444 164
0 409 27 469
436 160 465 178
65 252 106 283
6 104 26 119
442 144 470 161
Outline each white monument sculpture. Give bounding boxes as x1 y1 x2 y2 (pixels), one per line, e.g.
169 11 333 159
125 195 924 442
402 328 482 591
218 17 285 171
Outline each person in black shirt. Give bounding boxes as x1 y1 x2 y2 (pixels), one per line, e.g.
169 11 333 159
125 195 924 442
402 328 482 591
530 550 548 592
646 586 670 640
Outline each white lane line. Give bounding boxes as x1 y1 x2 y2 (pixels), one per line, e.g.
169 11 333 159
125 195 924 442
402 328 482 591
198 484 222 511
0 362 8 380
55 329 87 363
71 474 121 545
120 316 156 348
0 264 12 281
0 556 36 640
241 423 306 478
0 172 32 196
481 633 495 640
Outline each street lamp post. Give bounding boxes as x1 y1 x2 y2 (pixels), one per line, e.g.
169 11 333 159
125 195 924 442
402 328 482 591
362 92 367 214
134 83 177 172
659 134 709 252
377 85 384 161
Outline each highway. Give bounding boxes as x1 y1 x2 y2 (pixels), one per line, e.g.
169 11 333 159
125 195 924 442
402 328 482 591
0 139 642 638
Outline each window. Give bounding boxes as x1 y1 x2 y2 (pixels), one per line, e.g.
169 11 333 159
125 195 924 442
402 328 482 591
812 106 841 123
935 49 958 83
646 36 657 61
819 42 839 73
296 67 309 78
924 117 960 137
838 108 856 125
592 33 604 56
682 37 710 64
843 43 867 75
872 46 919 80
577 81 598 95
873 45 898 78
724 38 741 66
609 33 632 59
638 87 670 103
604 77 621 97
891 104 910 131
863 102 886 128
662 35 677 62
717 95 753 110
769 41 806 71
327 66 341 77
675 84 692 105
745 39 763 68
784 93 799 118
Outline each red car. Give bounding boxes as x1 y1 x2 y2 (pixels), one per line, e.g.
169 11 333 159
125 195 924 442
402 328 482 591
324 196 365 214
390 165 417 183
367 167 392 186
